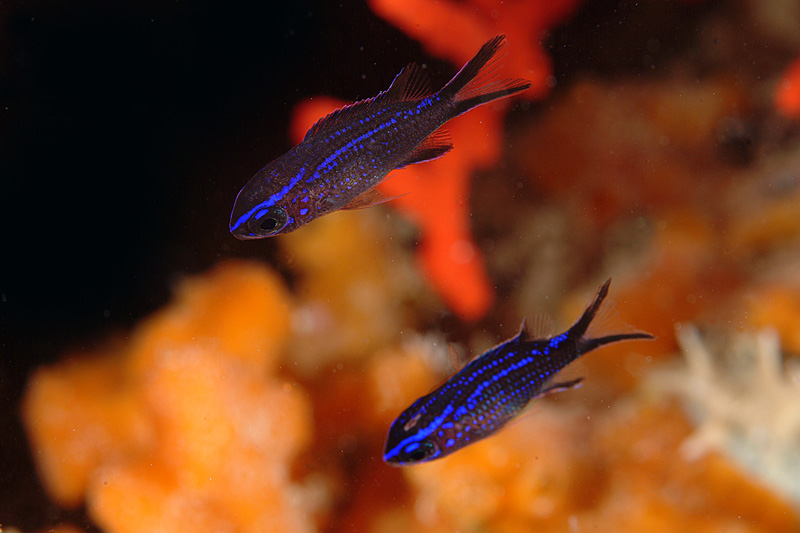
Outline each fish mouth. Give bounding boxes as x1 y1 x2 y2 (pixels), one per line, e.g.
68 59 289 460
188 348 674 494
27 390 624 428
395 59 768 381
229 210 259 240
382 455 405 467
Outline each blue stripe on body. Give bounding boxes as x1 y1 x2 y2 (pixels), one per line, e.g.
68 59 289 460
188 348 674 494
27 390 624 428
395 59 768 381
384 404 454 461
309 100 437 183
404 442 420 453
458 350 542 420
312 119 394 178
230 167 307 231
548 333 568 348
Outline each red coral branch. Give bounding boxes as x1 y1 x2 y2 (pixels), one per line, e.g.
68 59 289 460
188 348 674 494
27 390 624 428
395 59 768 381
775 55 800 118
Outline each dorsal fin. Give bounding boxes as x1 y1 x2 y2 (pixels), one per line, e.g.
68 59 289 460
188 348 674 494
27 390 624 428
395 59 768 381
528 313 555 340
386 62 433 101
302 99 374 141
515 317 531 342
514 313 555 344
303 62 433 141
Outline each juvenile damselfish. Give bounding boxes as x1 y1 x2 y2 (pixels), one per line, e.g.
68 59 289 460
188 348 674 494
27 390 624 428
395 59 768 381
383 279 654 465
229 35 530 239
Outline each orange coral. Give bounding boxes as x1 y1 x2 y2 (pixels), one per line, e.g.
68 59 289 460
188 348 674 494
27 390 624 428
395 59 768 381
22 262 322 532
724 174 800 258
365 340 444 427
394 401 799 533
514 78 747 229
22 352 152 507
557 208 740 399
745 283 800 355
21 258 800 532
775 56 800 118
127 261 291 376
278 203 423 374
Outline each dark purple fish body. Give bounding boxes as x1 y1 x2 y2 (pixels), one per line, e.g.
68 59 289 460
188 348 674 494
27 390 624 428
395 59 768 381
383 279 654 466
230 35 531 239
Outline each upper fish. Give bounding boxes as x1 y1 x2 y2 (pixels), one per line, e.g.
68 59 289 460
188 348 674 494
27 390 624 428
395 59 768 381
383 279 654 466
229 35 531 239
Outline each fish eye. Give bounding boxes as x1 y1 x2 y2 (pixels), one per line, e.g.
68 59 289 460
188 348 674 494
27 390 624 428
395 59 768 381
407 447 427 461
403 441 436 462
252 207 289 236
260 217 279 232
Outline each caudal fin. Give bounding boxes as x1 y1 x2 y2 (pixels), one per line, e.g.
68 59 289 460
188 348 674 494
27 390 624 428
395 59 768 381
569 279 654 353
439 35 531 116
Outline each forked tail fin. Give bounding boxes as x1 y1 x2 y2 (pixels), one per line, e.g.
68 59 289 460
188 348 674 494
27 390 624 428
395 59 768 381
438 35 531 116
569 279 654 353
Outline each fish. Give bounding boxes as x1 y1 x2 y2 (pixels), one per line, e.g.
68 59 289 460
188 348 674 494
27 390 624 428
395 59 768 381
229 35 531 239
383 279 654 466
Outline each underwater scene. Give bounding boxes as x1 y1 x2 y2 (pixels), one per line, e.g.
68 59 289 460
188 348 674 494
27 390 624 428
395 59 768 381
3 0 800 531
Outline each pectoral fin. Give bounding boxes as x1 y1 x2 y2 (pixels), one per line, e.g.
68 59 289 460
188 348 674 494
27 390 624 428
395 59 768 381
448 344 464 371
342 187 407 210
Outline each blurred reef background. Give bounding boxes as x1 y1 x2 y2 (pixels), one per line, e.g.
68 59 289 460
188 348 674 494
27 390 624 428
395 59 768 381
3 0 800 531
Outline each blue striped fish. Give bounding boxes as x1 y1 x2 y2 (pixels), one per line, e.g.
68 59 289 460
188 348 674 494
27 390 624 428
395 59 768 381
229 35 530 239
383 279 654 465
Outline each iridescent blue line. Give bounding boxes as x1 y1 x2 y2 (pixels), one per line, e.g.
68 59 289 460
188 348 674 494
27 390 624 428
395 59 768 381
383 404 454 461
230 167 307 231
312 117 397 178
462 354 534 407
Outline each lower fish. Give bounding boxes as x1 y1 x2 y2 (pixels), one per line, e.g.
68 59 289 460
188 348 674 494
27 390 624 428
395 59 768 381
383 279 654 465
229 35 530 239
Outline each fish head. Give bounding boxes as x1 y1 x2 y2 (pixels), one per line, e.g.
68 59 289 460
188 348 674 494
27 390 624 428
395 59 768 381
229 181 293 239
383 401 452 466
229 202 292 240
229 162 306 239
384 437 440 466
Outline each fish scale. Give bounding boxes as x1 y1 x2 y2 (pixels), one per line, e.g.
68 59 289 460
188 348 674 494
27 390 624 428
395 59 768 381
230 36 530 239
308 99 447 195
383 279 654 465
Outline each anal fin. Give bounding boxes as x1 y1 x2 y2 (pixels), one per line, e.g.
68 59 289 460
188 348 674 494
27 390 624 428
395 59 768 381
342 187 407 210
533 377 584 400
395 128 453 168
